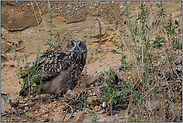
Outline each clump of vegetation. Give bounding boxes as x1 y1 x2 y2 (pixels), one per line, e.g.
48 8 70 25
14 43 44 101
13 6 58 100
109 1 182 122
2 95 10 115
76 90 88 109
44 5 57 51
89 110 98 122
100 68 140 116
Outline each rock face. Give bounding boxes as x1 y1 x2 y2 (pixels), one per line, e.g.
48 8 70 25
1 1 124 31
53 1 123 24
1 1 182 62
1 1 42 31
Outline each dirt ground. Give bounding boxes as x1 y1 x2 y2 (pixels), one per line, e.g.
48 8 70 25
1 42 182 122
1 46 126 122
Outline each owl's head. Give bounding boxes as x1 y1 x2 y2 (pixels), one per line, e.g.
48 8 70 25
62 40 87 53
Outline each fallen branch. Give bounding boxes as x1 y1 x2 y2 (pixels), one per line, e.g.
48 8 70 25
61 108 68 122
61 102 74 122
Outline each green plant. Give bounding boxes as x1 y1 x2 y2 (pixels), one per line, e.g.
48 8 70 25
164 14 181 50
2 95 10 114
100 69 118 115
14 44 29 92
110 1 182 121
27 43 45 96
151 2 181 79
111 0 151 100
112 1 154 67
13 98 19 103
89 110 98 122
14 43 44 101
44 5 57 51
100 68 140 115
111 41 128 67
111 2 130 67
151 34 164 48
76 90 87 109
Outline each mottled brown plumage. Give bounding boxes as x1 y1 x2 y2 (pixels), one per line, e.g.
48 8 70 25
19 40 87 96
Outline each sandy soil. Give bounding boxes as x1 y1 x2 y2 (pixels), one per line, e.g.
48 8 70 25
1 44 124 122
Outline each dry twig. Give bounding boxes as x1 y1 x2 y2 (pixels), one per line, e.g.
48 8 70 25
96 18 102 52
61 102 74 122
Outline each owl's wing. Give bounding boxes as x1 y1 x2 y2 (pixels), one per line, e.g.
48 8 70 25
20 50 71 94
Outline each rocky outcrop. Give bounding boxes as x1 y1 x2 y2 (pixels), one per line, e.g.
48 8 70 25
1 1 124 31
1 1 42 31
1 1 182 63
53 1 124 24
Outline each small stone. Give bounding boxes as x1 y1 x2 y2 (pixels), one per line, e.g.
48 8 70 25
102 102 107 107
86 96 98 105
90 104 95 110
74 110 85 122
25 107 29 112
1 44 11 54
85 108 93 113
94 105 101 112
85 113 92 117
33 104 39 111
99 109 106 114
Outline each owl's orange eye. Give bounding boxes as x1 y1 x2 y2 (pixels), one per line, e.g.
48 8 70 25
70 43 75 47
79 43 82 47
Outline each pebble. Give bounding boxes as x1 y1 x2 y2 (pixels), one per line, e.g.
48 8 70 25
90 104 95 110
85 108 93 113
86 96 97 105
102 101 107 107
94 105 101 112
25 107 29 112
99 109 106 114
74 110 85 122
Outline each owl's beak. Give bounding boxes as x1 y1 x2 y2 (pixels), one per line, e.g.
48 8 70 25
75 46 79 51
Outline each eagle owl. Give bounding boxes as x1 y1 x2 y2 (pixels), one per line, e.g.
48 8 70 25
19 40 87 96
